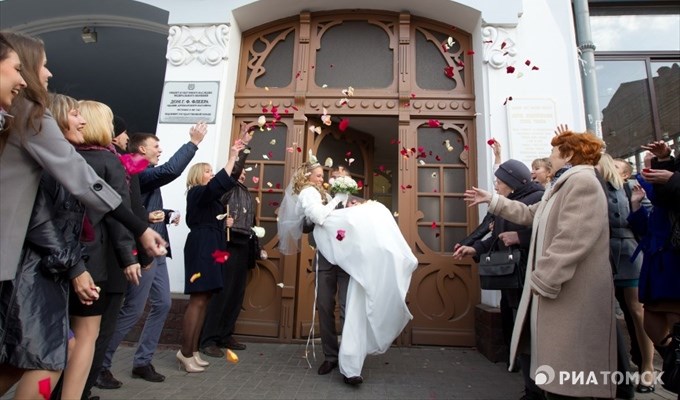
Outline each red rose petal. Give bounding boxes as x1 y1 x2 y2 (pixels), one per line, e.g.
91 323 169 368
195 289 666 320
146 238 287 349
296 147 302 153
38 378 51 400
410 93 416 98
428 119 441 128
262 107 268 113
525 60 531 66
487 139 496 146
435 155 441 161
211 249 230 263
267 151 273 158
506 66 515 74
431 221 437 229
275 183 281 189
532 66 539 71
339 119 350 132
336 229 346 241
501 41 507 50
357 180 364 189
464 145 470 151
466 50 475 55
379 165 386 172
444 66 455 79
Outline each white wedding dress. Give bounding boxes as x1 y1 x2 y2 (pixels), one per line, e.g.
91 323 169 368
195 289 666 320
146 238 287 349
295 187 418 378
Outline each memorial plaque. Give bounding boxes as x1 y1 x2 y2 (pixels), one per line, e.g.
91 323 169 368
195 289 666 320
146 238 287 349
506 98 556 166
159 81 219 124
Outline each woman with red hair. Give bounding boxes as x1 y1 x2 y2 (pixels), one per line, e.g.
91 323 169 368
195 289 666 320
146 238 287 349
465 129 616 399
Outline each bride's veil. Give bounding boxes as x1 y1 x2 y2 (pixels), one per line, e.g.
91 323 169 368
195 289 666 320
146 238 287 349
277 179 304 255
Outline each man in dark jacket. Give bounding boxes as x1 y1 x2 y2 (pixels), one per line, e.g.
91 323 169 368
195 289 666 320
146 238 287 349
98 123 207 386
200 124 258 357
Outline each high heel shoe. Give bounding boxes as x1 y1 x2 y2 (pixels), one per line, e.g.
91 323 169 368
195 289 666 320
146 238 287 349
176 350 205 373
193 351 210 367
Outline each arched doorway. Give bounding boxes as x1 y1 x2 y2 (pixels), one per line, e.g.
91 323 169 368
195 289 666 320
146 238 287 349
231 10 480 346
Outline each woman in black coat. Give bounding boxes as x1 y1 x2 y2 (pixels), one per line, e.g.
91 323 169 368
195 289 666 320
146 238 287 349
453 159 545 400
0 94 99 398
178 141 242 372
61 100 140 399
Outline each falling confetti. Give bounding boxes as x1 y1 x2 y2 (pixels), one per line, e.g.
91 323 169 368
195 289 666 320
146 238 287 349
257 115 266 130
419 160 426 165
324 157 333 168
266 182 273 187
190 272 201 283
431 221 438 229
503 96 513 105
262 154 270 160
431 172 438 178
245 167 253 172
338 118 350 132
321 108 332 126
286 147 294 153
341 86 354 97
211 250 230 263
506 66 515 74
444 139 454 152
466 50 475 55
347 158 355 166
428 119 441 128
226 349 239 364
252 176 260 184
336 229 346 241
487 139 496 146
444 66 455 79
309 125 321 135
269 139 276 145
276 283 284 288
38 378 51 400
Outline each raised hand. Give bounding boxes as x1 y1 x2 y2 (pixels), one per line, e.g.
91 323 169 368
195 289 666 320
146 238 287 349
464 187 492 207
189 121 208 145
240 121 253 144
630 184 646 212
641 168 674 185
554 124 569 136
491 139 502 165
640 140 671 160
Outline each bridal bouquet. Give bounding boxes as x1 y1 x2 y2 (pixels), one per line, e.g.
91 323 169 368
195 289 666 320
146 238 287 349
330 175 359 195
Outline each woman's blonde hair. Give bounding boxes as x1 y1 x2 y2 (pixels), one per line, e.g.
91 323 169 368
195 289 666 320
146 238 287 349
78 100 113 147
186 162 211 192
531 157 552 173
598 153 624 190
292 161 326 197
48 93 79 134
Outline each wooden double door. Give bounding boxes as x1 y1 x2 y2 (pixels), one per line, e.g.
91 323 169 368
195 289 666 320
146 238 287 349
230 10 481 347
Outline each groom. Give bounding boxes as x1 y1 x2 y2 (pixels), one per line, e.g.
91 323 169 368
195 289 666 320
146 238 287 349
305 165 361 384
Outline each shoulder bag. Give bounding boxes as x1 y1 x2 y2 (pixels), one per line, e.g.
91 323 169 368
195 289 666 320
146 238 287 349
477 237 524 290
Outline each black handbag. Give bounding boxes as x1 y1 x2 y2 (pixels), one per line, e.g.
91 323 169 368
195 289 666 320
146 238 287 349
661 323 680 394
477 238 524 290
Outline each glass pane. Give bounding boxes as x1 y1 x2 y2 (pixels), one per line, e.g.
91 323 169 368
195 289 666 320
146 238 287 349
418 196 439 222
317 133 365 174
443 197 466 223
444 227 468 253
260 220 278 246
591 13 680 52
254 29 294 88
248 124 288 161
596 60 654 157
315 21 393 88
262 165 285 192
442 168 466 194
418 167 440 193
415 30 456 91
261 191 282 219
417 126 464 165
419 225 440 252
652 62 680 140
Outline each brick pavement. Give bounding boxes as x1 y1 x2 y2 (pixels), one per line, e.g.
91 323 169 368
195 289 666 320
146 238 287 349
2 341 676 399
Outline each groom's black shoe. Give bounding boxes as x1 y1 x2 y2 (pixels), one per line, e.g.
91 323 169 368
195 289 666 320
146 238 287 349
317 361 338 375
343 376 363 385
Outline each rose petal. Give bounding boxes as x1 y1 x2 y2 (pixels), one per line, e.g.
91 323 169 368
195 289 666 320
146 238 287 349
431 221 437 229
487 139 496 146
276 283 284 288
252 176 260 184
532 66 539 71
506 66 515 74
211 250 230 263
466 50 475 55
444 66 454 79
339 118 350 132
501 41 507 50
190 272 201 283
336 229 346 241
38 378 51 400
525 59 531 66
226 349 239 364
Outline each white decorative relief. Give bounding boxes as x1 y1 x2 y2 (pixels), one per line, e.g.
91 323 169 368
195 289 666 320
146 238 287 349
166 24 230 66
481 26 517 69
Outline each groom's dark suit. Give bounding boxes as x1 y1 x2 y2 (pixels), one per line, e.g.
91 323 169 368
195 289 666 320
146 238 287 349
304 203 349 365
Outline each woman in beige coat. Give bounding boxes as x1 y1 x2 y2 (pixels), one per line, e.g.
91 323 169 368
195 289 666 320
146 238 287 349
465 130 616 399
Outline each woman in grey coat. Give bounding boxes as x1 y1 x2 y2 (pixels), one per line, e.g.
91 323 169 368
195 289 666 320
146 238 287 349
598 153 655 393
0 31 165 284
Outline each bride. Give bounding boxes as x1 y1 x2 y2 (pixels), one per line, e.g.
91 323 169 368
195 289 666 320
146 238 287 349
278 158 417 383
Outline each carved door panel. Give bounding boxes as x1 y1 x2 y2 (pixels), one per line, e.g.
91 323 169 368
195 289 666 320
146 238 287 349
233 117 290 338
399 119 480 346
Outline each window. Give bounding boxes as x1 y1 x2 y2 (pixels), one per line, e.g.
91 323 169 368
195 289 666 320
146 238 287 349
591 4 680 166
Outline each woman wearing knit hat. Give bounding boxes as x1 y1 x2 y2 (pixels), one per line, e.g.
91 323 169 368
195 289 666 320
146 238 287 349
453 159 545 400
112 115 129 152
